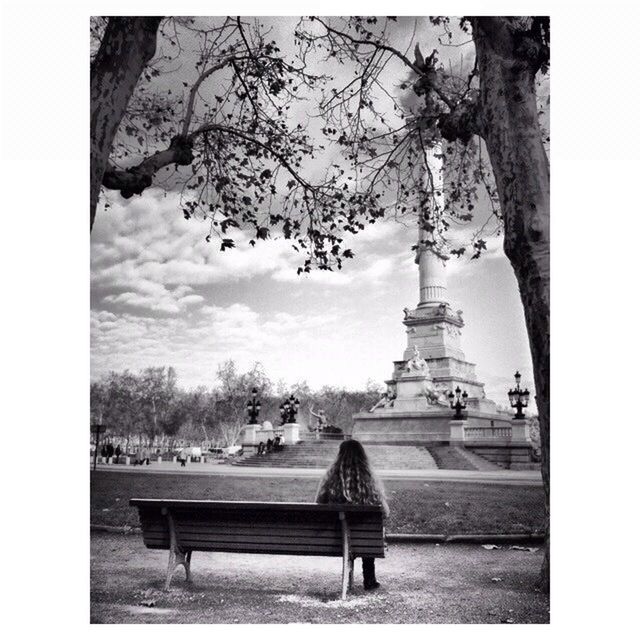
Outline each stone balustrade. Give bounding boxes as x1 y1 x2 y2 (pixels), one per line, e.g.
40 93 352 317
464 426 512 439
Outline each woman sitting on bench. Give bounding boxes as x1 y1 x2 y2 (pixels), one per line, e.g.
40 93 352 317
315 439 389 591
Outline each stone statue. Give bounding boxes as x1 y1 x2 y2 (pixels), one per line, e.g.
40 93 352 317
403 307 412 320
438 302 448 316
309 406 328 432
405 345 428 373
369 388 396 412
422 379 449 407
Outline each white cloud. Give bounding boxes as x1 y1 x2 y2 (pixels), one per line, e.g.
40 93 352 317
90 186 532 393
90 302 359 389
360 256 395 283
272 267 353 286
92 190 304 295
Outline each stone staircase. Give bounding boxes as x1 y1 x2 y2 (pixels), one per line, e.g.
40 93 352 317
235 440 438 470
425 444 502 471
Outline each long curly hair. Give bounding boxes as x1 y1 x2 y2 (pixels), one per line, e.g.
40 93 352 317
315 439 389 516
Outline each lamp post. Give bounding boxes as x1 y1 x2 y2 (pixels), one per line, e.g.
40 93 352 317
246 387 261 425
448 387 468 420
280 394 300 424
92 422 104 471
508 371 530 420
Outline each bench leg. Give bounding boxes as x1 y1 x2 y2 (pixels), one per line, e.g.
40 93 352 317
339 511 353 600
348 557 354 592
162 507 193 590
165 548 192 589
185 550 192 583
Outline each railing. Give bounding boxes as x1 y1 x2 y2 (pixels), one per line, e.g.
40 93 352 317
464 426 512 439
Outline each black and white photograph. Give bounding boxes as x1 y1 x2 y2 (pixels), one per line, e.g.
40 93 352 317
88 14 549 624
3 2 637 634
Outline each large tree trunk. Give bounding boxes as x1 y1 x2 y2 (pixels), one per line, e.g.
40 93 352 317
472 17 550 592
90 17 162 231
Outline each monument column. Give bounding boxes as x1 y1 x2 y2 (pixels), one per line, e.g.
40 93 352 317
416 143 448 307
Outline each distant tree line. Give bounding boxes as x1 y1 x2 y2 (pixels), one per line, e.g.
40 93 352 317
90 361 384 450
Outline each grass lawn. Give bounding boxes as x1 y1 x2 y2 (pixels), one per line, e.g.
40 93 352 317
91 470 545 535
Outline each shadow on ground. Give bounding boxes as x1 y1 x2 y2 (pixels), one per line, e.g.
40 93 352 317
91 532 549 624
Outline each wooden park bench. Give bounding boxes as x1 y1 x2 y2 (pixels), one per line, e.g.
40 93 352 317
130 499 385 599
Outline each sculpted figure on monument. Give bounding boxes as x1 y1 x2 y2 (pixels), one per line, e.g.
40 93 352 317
422 378 449 406
403 307 413 320
309 405 328 432
405 345 428 373
369 388 396 413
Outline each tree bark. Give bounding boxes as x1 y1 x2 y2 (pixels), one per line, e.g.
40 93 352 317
90 17 162 231
472 17 550 592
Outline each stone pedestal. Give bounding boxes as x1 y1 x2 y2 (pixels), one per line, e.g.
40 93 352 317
283 423 300 444
124 456 130 465
241 424 258 445
255 426 275 444
449 419 467 445
511 418 531 444
157 455 162 463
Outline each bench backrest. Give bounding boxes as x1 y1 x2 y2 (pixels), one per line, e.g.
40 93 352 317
130 499 385 558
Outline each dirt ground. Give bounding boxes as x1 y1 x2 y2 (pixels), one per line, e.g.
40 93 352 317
91 532 549 624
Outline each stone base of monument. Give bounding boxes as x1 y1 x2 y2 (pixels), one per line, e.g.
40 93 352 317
351 410 537 469
240 423 301 446
351 410 452 443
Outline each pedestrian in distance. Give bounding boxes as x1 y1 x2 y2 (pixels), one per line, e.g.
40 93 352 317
115 445 121 464
315 439 389 591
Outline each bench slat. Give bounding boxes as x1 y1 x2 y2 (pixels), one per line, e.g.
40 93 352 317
140 523 382 540
131 499 383 514
169 526 382 539
142 538 384 555
140 510 380 526
138 513 382 531
140 534 384 556
143 543 385 558
167 531 384 546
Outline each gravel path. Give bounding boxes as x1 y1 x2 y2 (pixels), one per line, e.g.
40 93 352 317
91 532 549 624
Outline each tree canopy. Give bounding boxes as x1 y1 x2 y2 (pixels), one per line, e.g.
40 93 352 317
90 362 381 447
91 17 548 267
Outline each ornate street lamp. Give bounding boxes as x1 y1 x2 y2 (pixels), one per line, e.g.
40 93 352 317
246 387 261 425
91 422 105 471
448 386 468 420
281 394 300 424
508 371 530 420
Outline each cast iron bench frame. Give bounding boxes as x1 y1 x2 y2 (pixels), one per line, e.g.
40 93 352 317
130 499 385 599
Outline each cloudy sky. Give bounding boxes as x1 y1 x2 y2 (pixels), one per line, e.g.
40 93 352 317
90 188 534 406
90 16 537 407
